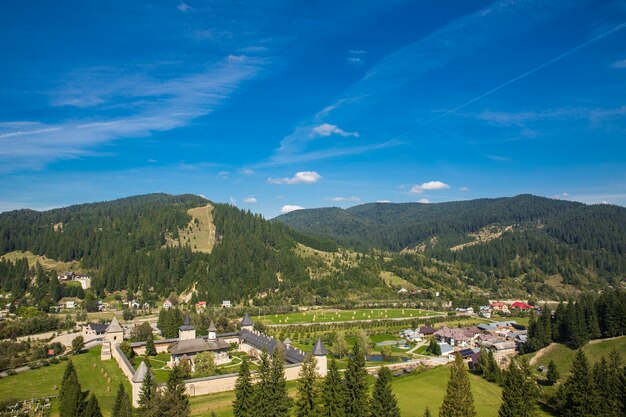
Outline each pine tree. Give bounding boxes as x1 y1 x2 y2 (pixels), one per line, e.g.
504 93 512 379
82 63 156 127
552 302 566 342
370 367 400 417
138 363 157 414
59 360 77 404
321 358 344 417
498 359 537 417
546 360 559 385
59 364 86 417
233 355 254 417
440 354 476 417
111 383 133 417
423 407 432 417
557 349 598 417
252 351 273 416
606 349 624 417
485 350 501 383
296 353 319 417
82 393 103 417
145 333 156 356
592 356 614 417
344 342 369 417
270 344 291 417
166 363 190 416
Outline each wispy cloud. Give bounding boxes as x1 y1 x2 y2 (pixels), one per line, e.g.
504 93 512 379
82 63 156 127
612 59 626 68
242 197 257 203
240 168 255 175
312 123 359 138
459 186 470 192
418 198 431 204
347 57 364 65
325 196 361 203
478 106 626 126
0 56 266 172
177 3 191 12
376 200 391 203
268 171 322 185
409 181 450 194
281 204 304 214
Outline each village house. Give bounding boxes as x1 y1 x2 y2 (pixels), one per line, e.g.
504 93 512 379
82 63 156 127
511 301 534 310
221 300 232 308
83 322 109 336
490 301 510 313
479 305 492 318
163 299 173 310
418 325 436 337
195 301 207 312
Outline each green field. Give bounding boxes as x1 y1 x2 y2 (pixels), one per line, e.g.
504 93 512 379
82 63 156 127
0 347 131 416
256 308 441 325
522 336 626 379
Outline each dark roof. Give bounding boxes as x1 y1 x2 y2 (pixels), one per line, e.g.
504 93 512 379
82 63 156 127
312 338 329 356
170 337 229 355
241 313 254 327
179 313 195 331
86 323 108 333
239 329 305 364
208 320 217 332
419 326 436 334
458 348 475 358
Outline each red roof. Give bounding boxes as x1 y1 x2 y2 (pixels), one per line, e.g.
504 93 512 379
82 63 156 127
490 302 506 307
511 301 533 309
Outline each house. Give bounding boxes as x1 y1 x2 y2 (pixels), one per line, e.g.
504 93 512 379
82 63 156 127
221 300 232 308
83 322 109 336
65 300 76 309
438 342 454 358
74 275 91 290
400 329 422 342
479 306 492 318
163 300 173 310
455 307 474 315
490 301 510 313
511 301 534 310
434 326 473 347
195 301 207 312
419 325 436 336
128 299 140 309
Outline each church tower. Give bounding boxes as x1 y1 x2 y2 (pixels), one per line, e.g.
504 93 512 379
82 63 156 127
208 320 217 341
240 313 254 331
179 313 196 340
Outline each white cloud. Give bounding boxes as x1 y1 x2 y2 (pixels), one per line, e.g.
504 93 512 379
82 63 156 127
240 168 255 175
312 123 359 138
418 198 431 204
268 171 322 185
326 196 361 203
347 57 364 65
410 181 450 194
553 192 570 200
459 186 470 192
177 3 191 12
612 59 626 68
376 200 391 203
242 197 257 203
218 171 230 179
281 204 305 214
349 49 367 55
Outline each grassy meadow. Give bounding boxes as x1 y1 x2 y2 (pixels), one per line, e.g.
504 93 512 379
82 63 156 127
256 308 441 325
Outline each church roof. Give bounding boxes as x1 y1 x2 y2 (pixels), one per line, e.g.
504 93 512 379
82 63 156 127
105 317 123 333
283 337 292 345
239 329 305 364
312 338 329 356
241 313 253 327
179 313 195 331
169 337 229 355
208 320 217 332
132 361 152 383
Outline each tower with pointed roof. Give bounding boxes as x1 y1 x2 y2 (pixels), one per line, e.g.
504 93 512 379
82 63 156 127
101 317 125 360
130 361 152 407
179 313 196 341
240 313 254 331
312 338 328 377
208 320 217 341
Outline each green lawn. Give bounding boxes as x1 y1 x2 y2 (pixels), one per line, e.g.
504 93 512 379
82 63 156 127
133 352 172 383
0 346 131 416
256 308 440 325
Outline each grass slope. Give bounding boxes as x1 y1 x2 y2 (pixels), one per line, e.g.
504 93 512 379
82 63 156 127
167 204 216 253
0 250 80 272
0 347 131 415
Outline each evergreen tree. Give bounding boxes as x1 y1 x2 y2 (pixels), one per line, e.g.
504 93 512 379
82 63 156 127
498 359 537 417
546 360 559 386
60 364 86 417
111 383 132 417
440 354 476 417
321 358 344 417
270 344 291 417
423 407 432 417
233 355 254 417
552 302 566 342
370 367 400 417
557 349 598 417
193 351 216 378
166 363 190 415
82 393 103 417
427 338 441 355
252 351 273 416
138 363 157 414
484 350 501 384
296 353 319 417
344 342 369 417
145 333 157 356
606 350 624 417
592 356 614 417
59 360 77 404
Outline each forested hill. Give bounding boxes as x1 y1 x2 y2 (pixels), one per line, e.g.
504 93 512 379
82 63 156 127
0 194 335 304
275 195 626 288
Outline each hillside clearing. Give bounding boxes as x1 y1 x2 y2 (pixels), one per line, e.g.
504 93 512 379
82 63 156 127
0 250 80 272
166 203 216 253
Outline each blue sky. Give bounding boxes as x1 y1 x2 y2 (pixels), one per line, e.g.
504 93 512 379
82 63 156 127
1 0 626 217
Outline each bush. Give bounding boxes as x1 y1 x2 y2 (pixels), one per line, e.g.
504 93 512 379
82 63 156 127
6 369 16 376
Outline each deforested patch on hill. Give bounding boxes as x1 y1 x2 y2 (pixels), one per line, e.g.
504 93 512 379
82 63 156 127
165 203 217 253
449 224 514 252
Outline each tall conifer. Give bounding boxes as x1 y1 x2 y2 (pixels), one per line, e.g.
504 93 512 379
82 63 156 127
233 355 254 417
82 393 103 417
321 358 344 417
296 353 320 417
370 367 400 417
344 342 369 417
440 354 476 417
557 349 598 417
